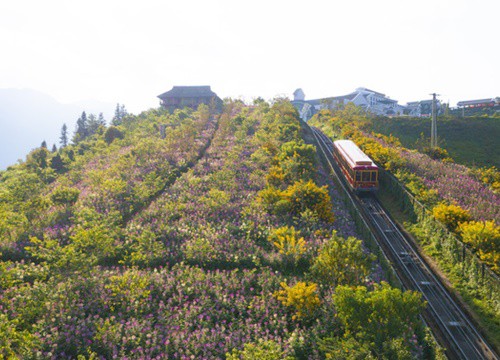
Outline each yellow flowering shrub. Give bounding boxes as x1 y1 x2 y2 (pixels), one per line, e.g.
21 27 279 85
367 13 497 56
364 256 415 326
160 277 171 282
283 180 335 223
274 281 320 320
432 203 471 232
269 226 306 264
458 220 500 271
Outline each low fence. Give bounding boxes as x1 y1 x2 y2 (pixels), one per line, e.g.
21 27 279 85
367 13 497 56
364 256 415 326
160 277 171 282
379 168 500 303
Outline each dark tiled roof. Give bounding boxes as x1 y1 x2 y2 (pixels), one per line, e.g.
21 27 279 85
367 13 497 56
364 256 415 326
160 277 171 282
158 86 218 99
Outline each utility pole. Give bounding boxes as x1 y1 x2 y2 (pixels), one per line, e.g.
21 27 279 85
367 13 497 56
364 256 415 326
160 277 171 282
430 93 439 148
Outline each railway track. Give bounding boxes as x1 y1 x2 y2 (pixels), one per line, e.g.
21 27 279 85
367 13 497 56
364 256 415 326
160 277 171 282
310 126 498 360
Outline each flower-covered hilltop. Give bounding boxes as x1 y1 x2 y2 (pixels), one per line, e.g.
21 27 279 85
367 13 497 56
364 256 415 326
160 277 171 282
0 100 435 359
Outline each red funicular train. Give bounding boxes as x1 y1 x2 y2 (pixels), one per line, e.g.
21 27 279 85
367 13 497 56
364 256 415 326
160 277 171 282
333 140 378 193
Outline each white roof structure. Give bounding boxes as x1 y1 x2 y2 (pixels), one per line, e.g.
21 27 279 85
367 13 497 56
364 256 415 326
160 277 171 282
457 98 496 107
291 87 405 119
334 140 376 167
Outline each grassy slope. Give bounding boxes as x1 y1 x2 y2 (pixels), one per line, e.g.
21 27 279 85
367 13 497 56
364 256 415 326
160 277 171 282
370 116 500 168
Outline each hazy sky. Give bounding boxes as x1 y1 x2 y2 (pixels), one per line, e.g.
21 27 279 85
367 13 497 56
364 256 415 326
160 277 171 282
0 0 498 114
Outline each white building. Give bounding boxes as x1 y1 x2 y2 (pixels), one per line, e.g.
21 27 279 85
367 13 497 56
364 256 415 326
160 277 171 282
349 88 405 116
405 99 439 117
291 87 405 120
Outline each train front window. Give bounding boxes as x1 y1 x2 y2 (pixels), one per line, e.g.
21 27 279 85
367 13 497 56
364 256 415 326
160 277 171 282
371 171 377 182
362 171 370 182
355 172 361 182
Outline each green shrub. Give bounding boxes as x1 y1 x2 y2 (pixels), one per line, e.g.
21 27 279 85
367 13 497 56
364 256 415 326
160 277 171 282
104 126 124 144
309 231 374 286
332 282 424 356
319 336 375 359
50 186 80 206
226 340 294 360
0 314 37 359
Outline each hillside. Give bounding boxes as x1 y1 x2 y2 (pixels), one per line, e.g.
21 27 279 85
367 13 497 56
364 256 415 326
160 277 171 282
369 116 500 168
0 101 438 359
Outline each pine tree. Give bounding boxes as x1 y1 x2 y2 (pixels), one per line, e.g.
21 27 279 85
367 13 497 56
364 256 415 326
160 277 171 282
112 103 122 125
51 144 57 153
120 104 127 118
50 153 65 173
112 103 128 126
87 113 100 136
60 123 68 147
73 111 89 143
98 112 106 126
41 140 47 148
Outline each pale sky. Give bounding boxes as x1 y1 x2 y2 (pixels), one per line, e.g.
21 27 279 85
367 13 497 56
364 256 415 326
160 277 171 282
0 0 498 114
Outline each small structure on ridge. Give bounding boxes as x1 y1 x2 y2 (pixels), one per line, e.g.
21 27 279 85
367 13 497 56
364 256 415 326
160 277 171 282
158 86 223 112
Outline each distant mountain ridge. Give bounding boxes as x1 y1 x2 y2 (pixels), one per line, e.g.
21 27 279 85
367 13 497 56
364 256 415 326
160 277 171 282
0 88 115 169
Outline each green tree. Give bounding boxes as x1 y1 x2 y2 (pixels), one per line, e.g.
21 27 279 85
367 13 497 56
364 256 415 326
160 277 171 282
26 147 50 171
104 126 124 144
50 153 65 173
309 231 375 286
40 140 47 148
60 123 68 147
112 103 127 126
275 140 317 186
73 111 89 143
332 282 425 356
87 113 101 136
98 112 106 126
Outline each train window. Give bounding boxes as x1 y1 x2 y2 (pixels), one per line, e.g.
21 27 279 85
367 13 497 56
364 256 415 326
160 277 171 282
371 171 377 182
362 171 370 182
355 172 361 182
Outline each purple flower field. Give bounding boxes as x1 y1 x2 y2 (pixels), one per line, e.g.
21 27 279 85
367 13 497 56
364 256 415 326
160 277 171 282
0 102 429 359
402 150 500 222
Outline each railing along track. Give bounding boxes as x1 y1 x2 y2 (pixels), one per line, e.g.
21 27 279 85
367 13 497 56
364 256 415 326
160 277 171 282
310 126 498 360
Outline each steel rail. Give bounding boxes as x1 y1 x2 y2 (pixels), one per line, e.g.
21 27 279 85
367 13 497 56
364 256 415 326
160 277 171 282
310 126 498 360
362 196 486 359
